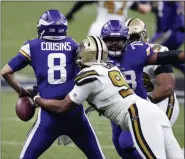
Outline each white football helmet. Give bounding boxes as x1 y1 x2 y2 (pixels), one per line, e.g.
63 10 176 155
76 36 108 66
125 18 149 43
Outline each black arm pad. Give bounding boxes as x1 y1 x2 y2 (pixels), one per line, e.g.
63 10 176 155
154 65 174 76
156 50 182 65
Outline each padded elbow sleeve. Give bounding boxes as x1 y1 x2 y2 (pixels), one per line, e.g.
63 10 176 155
156 50 181 65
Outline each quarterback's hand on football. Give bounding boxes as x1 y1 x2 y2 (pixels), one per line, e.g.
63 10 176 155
18 87 31 98
27 86 39 100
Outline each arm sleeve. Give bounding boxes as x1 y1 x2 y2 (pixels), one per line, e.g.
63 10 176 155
8 41 32 72
69 80 97 105
8 53 30 72
154 65 174 76
155 50 182 65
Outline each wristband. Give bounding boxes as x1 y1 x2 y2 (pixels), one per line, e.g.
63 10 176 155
33 95 40 103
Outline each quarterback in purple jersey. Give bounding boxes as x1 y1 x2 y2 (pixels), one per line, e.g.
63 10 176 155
1 10 105 159
150 1 185 74
99 20 184 159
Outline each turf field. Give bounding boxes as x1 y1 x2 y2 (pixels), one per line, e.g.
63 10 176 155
1 91 184 159
1 2 184 159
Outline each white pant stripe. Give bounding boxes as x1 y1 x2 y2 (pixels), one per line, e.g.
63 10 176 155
19 108 41 159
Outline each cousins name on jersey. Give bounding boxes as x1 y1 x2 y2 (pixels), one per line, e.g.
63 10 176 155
41 42 72 51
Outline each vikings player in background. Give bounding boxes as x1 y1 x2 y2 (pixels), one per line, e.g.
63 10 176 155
126 18 180 127
98 20 184 159
1 9 105 159
65 1 151 36
150 1 185 74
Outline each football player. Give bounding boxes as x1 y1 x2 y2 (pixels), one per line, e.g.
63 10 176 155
150 1 185 74
99 19 184 159
65 1 151 36
1 10 105 159
126 18 180 126
32 36 184 159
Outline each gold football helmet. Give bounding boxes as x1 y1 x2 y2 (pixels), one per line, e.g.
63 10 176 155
76 36 108 66
125 18 149 42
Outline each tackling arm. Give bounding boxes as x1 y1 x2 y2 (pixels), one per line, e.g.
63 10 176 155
34 69 99 113
34 95 78 113
147 50 184 65
148 65 175 103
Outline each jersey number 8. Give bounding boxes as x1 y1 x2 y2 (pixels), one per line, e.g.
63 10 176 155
47 53 67 84
108 70 133 98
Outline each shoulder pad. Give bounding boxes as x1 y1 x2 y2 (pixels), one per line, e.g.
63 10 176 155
75 69 99 86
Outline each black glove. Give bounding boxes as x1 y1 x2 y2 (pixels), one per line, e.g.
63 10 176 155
27 85 39 100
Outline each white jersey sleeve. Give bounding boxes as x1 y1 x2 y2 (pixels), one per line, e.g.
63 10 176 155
69 68 100 105
69 80 99 105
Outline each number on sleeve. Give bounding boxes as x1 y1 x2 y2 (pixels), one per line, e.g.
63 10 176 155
130 42 143 50
108 70 133 98
48 53 67 84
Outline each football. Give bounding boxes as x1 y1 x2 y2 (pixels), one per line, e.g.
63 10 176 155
16 96 35 122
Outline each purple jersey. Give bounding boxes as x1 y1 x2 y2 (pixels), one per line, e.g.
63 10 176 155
9 37 78 99
108 42 154 99
153 2 184 32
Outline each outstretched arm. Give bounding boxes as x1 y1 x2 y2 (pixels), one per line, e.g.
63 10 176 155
148 65 175 103
34 95 78 113
65 1 95 22
34 69 99 113
147 50 184 65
